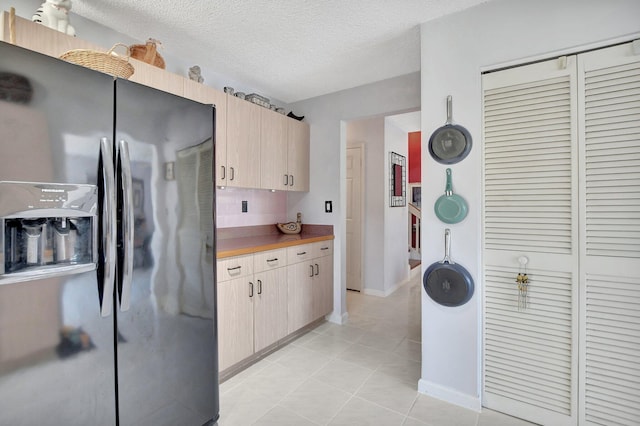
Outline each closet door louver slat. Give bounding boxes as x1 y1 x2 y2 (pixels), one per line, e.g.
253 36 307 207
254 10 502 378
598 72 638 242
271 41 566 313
482 57 578 426
579 43 640 426
484 74 574 255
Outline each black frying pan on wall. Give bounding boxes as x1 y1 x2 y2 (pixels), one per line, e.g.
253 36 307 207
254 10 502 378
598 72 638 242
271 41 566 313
428 95 472 164
423 228 474 307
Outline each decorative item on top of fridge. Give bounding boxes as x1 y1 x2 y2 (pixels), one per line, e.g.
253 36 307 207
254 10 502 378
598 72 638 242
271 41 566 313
129 38 165 69
188 65 204 83
32 0 76 36
516 256 530 311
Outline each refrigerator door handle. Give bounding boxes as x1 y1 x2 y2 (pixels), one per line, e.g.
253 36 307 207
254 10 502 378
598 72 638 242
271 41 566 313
99 137 116 317
117 140 134 311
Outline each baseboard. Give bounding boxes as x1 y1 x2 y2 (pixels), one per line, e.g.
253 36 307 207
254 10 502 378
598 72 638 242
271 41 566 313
418 379 482 412
326 310 348 325
410 265 421 279
363 276 411 297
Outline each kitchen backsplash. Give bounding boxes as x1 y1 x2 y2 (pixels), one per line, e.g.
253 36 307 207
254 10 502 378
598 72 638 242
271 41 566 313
216 188 288 228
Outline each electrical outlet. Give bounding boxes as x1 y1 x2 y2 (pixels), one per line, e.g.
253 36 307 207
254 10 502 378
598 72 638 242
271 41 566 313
242 200 248 213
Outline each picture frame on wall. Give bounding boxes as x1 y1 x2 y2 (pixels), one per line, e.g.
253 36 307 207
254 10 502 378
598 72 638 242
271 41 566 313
389 152 406 207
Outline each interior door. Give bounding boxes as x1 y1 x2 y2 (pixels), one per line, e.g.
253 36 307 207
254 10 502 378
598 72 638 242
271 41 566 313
577 41 640 426
482 55 579 426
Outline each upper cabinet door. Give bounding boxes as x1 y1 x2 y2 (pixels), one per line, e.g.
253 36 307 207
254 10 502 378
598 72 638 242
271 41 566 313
260 108 288 190
226 94 261 188
184 80 228 187
287 119 310 192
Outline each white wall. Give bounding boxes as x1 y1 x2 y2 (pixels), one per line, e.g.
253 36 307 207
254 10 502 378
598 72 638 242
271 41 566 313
288 72 421 322
345 116 412 296
346 117 385 294
216 188 287 228
383 118 409 293
419 0 640 410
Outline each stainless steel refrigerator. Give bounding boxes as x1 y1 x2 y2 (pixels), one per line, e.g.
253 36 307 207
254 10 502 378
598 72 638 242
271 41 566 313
0 41 219 425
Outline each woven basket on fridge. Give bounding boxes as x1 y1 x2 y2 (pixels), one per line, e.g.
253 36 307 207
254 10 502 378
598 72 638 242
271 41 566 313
129 39 165 69
59 43 135 79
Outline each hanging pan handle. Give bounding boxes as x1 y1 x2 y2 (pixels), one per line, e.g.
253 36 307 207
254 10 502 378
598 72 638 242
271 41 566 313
441 228 455 265
445 95 453 125
445 168 453 196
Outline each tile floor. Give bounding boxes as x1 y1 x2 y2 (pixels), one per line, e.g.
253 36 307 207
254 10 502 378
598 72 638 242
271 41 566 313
218 271 535 426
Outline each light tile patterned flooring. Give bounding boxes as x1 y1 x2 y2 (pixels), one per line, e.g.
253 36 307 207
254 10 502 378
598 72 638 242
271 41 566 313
218 273 534 425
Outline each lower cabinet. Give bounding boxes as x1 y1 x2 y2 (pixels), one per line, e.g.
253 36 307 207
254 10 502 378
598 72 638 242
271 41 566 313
253 251 288 353
217 249 288 371
217 240 333 372
217 275 254 371
216 254 255 371
287 241 334 334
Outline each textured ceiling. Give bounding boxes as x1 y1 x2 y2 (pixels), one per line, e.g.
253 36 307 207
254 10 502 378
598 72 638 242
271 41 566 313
72 0 489 103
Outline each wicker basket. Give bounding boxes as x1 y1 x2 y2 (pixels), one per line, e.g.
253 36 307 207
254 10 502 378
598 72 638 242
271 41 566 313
59 44 135 79
129 39 165 69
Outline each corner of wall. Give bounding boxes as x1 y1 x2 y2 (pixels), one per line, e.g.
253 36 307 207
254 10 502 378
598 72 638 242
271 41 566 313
418 379 482 412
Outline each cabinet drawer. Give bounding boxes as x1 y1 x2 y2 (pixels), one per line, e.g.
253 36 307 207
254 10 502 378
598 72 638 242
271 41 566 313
217 254 253 282
287 244 314 264
254 248 287 273
313 240 333 258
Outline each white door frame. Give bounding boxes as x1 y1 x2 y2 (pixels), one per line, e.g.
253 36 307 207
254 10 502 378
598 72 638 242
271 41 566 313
346 143 365 292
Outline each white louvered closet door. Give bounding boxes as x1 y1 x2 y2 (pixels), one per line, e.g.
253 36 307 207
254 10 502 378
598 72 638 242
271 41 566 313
578 42 640 426
482 57 579 426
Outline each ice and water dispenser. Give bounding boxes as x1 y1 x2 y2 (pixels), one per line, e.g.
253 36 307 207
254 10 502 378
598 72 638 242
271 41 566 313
0 181 98 284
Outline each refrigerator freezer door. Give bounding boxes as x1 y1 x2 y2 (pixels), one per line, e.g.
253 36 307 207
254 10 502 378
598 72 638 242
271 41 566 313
114 79 218 425
0 43 116 424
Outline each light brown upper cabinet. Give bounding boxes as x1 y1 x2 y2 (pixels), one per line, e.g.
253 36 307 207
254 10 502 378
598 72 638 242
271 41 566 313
225 94 261 189
183 80 228 187
260 108 289 190
286 118 310 192
260 108 310 192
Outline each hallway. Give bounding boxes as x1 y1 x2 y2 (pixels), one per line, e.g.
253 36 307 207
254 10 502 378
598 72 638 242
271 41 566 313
218 273 534 425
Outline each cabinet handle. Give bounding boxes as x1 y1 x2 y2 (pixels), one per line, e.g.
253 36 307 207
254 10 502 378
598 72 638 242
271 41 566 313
297 251 307 256
284 174 288 186
230 167 235 181
309 265 314 278
266 258 278 263
320 247 329 251
227 266 241 271
257 279 262 295
315 263 319 276
290 175 294 186
221 165 226 180
249 282 254 297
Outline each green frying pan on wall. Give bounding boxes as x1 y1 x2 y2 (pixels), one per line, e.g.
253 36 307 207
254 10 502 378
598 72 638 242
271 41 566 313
434 168 468 224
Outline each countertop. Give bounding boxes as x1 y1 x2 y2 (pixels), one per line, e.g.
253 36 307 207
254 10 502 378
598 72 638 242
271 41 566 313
217 224 334 259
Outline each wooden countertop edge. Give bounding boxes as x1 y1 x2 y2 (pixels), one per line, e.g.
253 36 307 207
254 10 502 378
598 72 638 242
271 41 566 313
217 234 335 259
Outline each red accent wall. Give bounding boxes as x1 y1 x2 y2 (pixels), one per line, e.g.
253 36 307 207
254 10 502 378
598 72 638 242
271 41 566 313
408 131 421 183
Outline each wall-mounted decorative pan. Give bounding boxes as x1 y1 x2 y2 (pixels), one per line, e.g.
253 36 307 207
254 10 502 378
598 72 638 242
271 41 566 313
434 168 468 224
423 229 474 307
428 95 472 164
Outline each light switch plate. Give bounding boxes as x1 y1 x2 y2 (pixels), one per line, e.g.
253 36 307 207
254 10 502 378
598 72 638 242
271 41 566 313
325 201 332 213
164 162 175 180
